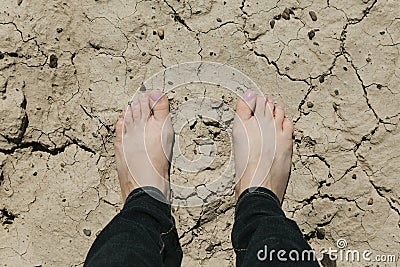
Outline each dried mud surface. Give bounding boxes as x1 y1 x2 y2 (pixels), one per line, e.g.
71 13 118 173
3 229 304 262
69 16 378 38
0 0 399 266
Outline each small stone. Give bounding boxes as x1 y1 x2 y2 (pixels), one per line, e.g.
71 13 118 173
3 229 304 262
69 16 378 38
368 198 374 205
307 101 314 108
205 244 214 252
270 19 276 29
319 75 325 83
17 0 23 6
156 28 164 40
379 31 385 35
334 89 339 95
56 28 63 33
309 10 318 21
282 8 291 20
49 54 58 68
377 84 382 89
274 14 281 20
366 57 372 63
308 30 316 40
0 53 4 60
352 173 357 179
316 227 325 239
216 17 222 22
83 229 91 236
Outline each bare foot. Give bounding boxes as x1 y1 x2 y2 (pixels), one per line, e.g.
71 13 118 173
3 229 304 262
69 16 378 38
233 91 294 203
114 90 174 201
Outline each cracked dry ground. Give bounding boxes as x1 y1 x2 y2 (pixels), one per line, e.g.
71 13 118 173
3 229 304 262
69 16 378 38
0 0 399 266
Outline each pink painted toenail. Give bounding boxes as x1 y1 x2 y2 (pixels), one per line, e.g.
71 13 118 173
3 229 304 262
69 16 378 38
131 100 139 106
268 98 274 103
140 93 147 98
277 105 283 109
243 91 255 101
150 91 162 101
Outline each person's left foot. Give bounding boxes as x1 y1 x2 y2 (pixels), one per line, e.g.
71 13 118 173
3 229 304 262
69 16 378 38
114 90 174 201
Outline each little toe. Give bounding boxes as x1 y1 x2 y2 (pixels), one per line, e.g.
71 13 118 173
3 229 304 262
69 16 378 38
274 105 285 131
115 117 124 147
254 94 266 118
139 93 151 121
235 90 256 120
150 90 170 121
282 117 294 139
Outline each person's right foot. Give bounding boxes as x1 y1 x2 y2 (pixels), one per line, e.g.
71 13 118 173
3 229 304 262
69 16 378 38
114 90 174 201
233 91 294 203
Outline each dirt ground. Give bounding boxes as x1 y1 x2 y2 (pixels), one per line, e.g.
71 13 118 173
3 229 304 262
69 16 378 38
0 0 399 266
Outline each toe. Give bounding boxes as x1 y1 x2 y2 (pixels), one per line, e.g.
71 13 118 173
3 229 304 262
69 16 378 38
131 99 140 121
255 94 266 118
124 105 134 127
274 105 285 131
150 90 170 121
283 117 294 139
265 98 275 120
114 116 124 149
235 90 256 120
139 93 151 121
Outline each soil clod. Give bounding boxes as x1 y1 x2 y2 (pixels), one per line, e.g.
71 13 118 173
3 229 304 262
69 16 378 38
83 229 91 236
308 30 316 40
156 28 165 40
282 8 291 20
309 10 318 21
270 19 275 29
49 54 58 68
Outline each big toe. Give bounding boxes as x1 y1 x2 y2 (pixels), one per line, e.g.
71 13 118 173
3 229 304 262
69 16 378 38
236 90 256 120
150 90 170 121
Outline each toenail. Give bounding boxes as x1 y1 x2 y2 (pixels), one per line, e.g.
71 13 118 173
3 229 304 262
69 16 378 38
140 93 147 98
277 105 283 109
150 91 162 101
131 100 139 106
243 91 255 101
268 98 274 103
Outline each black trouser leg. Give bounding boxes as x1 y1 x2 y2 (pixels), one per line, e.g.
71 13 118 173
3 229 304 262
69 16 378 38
232 187 319 266
84 187 182 267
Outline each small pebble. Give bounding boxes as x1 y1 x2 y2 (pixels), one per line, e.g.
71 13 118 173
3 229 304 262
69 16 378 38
282 8 291 20
352 173 357 179
49 54 58 68
205 244 214 252
368 198 374 205
307 101 314 108
316 227 325 239
56 28 63 33
216 17 222 22
309 10 318 21
0 53 4 60
156 28 164 40
270 19 276 29
308 30 316 40
319 75 325 83
83 229 91 236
